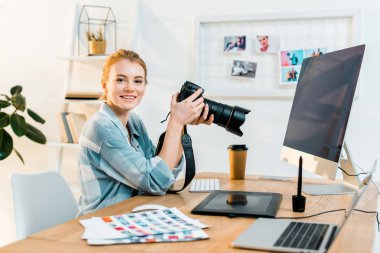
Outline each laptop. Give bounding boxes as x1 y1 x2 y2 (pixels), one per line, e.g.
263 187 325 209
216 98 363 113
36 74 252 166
231 218 337 253
232 159 377 253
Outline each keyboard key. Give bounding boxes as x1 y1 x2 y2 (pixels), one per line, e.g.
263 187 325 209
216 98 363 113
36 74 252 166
189 179 220 192
274 221 330 251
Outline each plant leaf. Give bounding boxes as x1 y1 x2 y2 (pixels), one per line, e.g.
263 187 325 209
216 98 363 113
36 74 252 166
27 109 45 124
12 94 26 111
0 112 10 128
0 129 13 160
10 85 22 96
10 114 26 137
25 123 46 144
0 100 11 108
13 148 24 164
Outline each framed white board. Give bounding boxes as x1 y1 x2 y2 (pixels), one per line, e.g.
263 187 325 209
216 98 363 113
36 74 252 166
194 10 361 98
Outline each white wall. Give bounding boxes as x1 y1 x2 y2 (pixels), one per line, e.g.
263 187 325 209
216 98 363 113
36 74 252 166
0 0 137 245
134 0 380 179
0 0 379 246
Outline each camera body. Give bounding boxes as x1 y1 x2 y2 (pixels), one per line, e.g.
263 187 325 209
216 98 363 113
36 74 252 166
177 81 250 136
178 82 204 102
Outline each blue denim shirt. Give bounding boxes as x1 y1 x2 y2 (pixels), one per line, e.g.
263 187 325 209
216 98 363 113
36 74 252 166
77 102 184 215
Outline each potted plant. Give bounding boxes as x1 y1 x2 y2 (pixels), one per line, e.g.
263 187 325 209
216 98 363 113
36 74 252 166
0 85 46 163
86 27 106 55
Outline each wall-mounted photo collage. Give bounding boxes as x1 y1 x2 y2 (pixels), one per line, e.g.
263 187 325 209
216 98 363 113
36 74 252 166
222 34 327 85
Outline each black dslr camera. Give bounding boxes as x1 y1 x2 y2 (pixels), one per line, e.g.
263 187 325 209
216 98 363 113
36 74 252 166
178 81 250 136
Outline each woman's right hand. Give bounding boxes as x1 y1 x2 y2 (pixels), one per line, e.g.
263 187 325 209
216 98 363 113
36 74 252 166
169 88 205 128
159 90 204 169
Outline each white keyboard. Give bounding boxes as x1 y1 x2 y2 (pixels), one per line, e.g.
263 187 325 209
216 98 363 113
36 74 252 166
189 178 220 192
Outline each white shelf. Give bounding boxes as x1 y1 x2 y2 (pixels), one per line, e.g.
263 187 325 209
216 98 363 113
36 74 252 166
64 99 103 104
60 55 108 61
47 142 80 148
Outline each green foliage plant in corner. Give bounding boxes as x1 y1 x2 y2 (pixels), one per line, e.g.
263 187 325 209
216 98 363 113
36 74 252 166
0 85 46 163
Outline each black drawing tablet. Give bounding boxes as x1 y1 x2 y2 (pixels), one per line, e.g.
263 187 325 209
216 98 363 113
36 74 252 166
191 191 282 218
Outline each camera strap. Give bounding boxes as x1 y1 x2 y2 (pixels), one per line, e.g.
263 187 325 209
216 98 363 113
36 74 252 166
155 125 195 193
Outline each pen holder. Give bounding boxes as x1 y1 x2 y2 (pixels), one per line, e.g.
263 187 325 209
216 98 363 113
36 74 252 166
292 195 306 212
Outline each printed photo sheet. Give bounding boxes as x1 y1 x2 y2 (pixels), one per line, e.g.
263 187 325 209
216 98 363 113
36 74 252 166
80 208 209 244
86 229 209 245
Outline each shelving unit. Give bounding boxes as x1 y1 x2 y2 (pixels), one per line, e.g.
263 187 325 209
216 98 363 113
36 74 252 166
60 55 108 62
52 5 118 174
53 55 105 173
48 141 80 174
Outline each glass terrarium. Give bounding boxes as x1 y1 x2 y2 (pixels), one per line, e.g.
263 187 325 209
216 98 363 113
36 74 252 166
78 5 116 56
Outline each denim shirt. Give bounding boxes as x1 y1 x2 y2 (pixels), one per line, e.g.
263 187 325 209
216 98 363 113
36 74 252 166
77 102 184 215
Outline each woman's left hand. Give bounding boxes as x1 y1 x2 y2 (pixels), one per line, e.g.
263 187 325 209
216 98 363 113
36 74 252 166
189 103 214 125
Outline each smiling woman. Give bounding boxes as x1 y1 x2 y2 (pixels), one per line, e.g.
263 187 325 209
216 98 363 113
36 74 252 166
102 58 147 125
77 49 214 215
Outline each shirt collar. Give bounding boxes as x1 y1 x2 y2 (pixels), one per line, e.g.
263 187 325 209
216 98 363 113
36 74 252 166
99 102 140 138
127 119 140 138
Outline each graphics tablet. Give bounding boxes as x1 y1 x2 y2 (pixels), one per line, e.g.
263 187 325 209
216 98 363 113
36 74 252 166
191 191 282 218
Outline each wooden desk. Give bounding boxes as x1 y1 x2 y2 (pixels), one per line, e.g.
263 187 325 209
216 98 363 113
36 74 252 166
0 173 378 253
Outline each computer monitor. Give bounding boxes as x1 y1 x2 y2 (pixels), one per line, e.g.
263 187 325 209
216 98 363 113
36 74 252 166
280 45 366 191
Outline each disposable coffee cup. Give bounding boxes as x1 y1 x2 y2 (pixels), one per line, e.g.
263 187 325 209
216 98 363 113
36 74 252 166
228 144 248 180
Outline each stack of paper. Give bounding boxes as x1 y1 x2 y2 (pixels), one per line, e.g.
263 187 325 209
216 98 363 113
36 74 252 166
80 208 209 245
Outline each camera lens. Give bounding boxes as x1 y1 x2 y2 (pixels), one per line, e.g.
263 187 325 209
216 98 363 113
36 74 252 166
179 81 250 136
204 98 250 136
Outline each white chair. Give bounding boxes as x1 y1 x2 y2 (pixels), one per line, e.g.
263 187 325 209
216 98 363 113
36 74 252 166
10 171 78 240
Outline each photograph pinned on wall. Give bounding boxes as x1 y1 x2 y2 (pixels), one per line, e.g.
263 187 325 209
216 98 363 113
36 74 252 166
255 35 280 53
231 60 257 78
280 49 304 67
280 66 301 84
304 47 328 58
279 47 327 85
224 36 246 52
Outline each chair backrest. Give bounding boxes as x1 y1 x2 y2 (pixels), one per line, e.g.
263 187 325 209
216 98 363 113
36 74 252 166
10 171 78 240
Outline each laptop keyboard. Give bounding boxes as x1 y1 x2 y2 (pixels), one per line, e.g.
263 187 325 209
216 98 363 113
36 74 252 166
274 222 331 250
189 178 220 192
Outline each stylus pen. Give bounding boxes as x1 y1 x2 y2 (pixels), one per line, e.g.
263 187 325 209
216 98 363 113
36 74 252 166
297 156 303 196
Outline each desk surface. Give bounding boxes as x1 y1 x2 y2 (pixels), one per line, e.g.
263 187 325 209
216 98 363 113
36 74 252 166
1 173 378 253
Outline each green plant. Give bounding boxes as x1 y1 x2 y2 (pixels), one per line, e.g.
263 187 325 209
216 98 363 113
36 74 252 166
0 85 46 163
86 27 104 41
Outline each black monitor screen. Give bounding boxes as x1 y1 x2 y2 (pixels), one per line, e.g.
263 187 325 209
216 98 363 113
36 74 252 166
283 45 365 162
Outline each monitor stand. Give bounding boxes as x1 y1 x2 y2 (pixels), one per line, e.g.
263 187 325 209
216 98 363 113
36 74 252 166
303 143 375 195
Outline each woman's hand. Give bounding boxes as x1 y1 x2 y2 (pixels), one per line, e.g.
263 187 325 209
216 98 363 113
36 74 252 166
170 88 210 127
189 103 214 125
160 89 213 169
